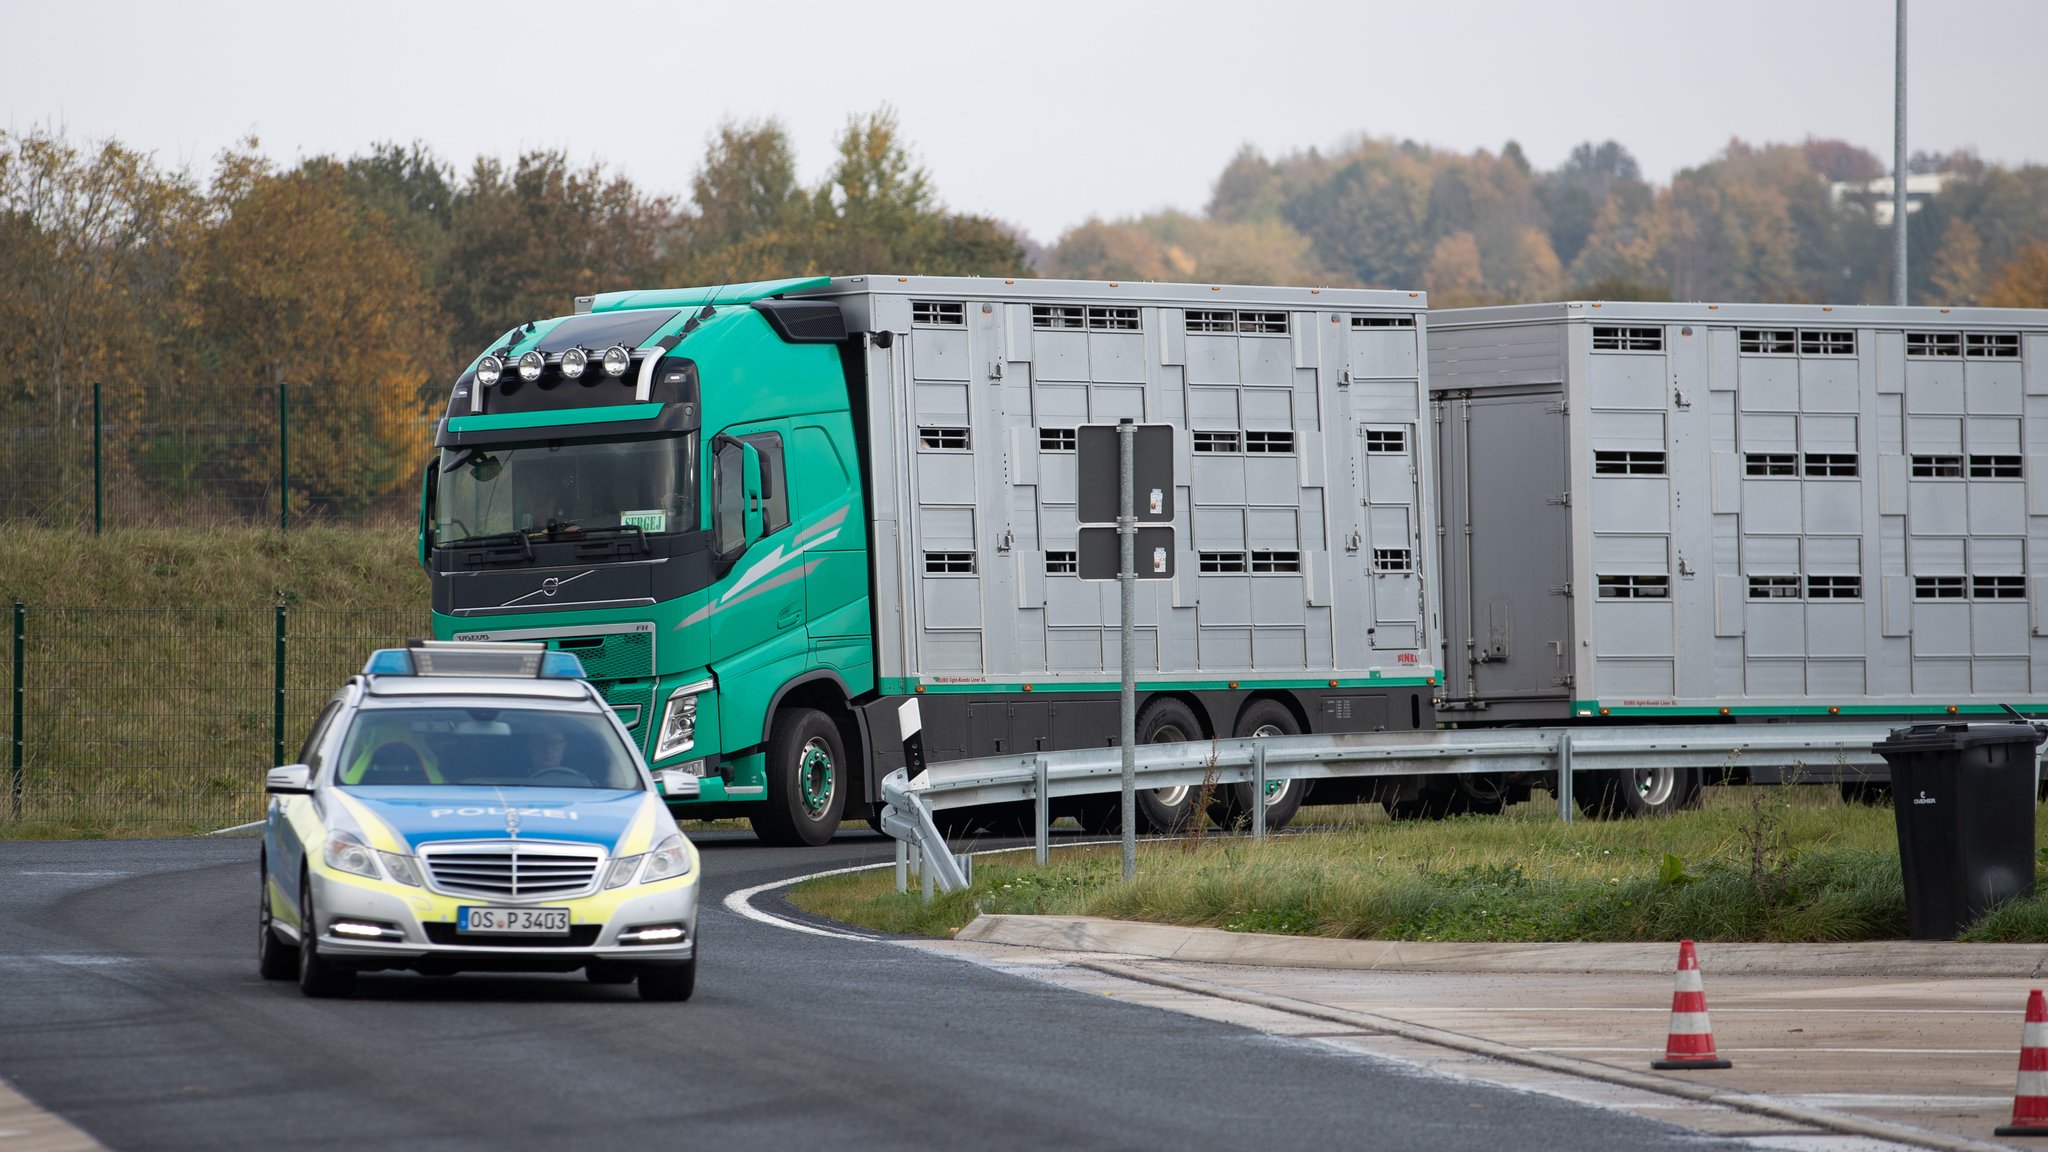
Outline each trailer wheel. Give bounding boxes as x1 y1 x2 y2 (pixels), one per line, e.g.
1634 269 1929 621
1208 700 1306 832
751 708 847 846
1132 698 1205 833
1576 766 1698 818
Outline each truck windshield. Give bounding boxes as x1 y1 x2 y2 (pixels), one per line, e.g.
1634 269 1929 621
435 433 697 543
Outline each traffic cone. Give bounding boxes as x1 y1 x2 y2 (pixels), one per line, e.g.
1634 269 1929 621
1995 989 2048 1136
1652 939 1732 1070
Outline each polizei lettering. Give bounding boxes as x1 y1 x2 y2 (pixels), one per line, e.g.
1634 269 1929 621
428 807 579 819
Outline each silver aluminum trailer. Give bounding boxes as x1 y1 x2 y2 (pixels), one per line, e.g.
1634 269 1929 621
1427 301 2048 812
801 276 1439 828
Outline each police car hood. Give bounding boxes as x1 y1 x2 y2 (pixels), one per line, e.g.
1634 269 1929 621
342 787 651 851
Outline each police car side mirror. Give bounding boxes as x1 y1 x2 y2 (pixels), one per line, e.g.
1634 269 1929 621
266 765 313 794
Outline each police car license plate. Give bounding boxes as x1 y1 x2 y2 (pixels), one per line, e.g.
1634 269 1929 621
458 906 571 935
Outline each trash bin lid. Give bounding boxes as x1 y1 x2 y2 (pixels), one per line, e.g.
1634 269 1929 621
1872 721 2048 755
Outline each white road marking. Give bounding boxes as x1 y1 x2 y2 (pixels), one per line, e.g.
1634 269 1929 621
0 954 134 966
206 820 264 836
721 861 891 941
17 871 132 877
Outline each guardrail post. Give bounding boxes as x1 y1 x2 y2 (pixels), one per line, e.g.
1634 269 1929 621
11 603 22 820
921 847 935 901
273 603 287 768
895 838 909 894
1251 743 1268 843
1555 731 1575 823
1034 756 1049 865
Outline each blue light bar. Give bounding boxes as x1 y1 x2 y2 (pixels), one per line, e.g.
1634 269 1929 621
541 651 588 680
363 649 416 676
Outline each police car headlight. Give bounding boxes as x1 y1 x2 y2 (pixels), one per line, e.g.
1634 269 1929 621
642 833 691 883
378 851 423 887
324 831 380 879
604 852 643 889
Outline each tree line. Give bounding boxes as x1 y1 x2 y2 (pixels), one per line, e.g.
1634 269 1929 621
3 116 2044 519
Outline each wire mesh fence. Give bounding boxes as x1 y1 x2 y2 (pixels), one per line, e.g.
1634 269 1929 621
0 382 437 529
5 604 429 833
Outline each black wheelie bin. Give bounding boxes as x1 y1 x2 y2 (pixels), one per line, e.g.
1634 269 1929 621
1872 721 2047 940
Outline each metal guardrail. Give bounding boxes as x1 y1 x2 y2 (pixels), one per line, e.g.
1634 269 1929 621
879 722 1910 896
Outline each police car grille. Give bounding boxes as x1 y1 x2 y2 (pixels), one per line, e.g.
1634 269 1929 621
420 843 603 899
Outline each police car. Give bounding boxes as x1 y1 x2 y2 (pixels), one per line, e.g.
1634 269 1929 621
259 641 700 1000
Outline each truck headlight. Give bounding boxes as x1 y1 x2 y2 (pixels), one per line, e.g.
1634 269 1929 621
655 679 714 761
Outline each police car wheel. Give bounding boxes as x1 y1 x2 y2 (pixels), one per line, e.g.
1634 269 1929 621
638 957 696 1002
257 855 297 981
296 874 356 999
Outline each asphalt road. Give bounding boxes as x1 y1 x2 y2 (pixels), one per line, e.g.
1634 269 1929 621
2 832 1769 1152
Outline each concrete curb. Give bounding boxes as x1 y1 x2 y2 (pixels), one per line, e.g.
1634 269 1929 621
958 914 2048 978
0 1074 103 1152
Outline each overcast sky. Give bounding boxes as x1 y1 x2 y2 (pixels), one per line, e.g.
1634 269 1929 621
6 0 2044 245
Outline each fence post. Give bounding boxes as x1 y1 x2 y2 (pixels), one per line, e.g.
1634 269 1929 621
92 382 103 535
12 603 23 820
273 603 287 768
277 381 289 532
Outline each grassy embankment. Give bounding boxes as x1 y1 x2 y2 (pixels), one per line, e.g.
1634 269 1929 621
0 526 427 838
790 785 2048 944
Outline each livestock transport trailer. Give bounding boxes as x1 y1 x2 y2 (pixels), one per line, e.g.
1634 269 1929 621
1426 301 2048 815
424 276 1440 843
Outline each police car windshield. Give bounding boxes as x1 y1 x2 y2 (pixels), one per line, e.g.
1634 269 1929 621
336 707 642 790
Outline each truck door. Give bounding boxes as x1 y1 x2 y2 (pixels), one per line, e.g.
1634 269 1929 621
1459 390 1573 703
708 422 806 690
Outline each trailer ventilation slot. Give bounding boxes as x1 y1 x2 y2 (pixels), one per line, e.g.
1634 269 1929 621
1739 329 1796 355
1592 325 1662 352
1967 332 2021 359
1906 331 1962 358
1974 574 2026 599
1372 548 1413 573
1044 551 1078 575
912 301 965 327
1806 575 1862 599
924 552 975 574
1031 305 1087 331
1914 575 1965 599
1087 306 1140 331
1352 315 1415 328
1244 430 1295 454
1593 450 1667 475
1193 430 1240 453
1803 453 1859 477
1251 550 1301 574
1038 427 1077 452
1800 330 1856 356
1596 574 1668 599
1748 575 1801 599
1198 552 1247 574
1365 429 1408 454
1744 453 1798 477
1911 455 1963 478
1969 455 2022 478
918 427 969 450
1186 310 1289 336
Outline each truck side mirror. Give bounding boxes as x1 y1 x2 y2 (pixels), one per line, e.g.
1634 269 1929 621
418 461 437 570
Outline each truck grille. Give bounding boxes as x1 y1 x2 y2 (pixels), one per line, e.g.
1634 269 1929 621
418 841 605 900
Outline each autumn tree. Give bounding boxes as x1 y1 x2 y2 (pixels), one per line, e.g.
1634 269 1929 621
1985 242 2048 308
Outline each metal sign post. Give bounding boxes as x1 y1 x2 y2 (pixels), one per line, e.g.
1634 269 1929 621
1077 420 1174 882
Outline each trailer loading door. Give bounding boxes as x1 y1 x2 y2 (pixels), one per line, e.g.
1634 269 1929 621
1450 390 1572 706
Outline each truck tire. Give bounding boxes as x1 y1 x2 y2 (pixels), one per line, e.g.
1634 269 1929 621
1207 699 1306 832
751 708 847 847
1132 698 1205 833
1384 775 1509 821
1575 766 1699 818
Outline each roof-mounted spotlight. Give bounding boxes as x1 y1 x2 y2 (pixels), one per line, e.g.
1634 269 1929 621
517 350 546 383
601 345 632 378
475 355 504 387
559 347 588 380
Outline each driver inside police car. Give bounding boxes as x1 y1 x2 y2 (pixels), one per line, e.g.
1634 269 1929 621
526 729 572 779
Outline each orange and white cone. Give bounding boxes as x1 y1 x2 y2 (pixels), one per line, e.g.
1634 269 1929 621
1652 939 1731 1070
1996 989 2048 1136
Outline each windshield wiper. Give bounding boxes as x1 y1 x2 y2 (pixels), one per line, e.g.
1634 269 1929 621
443 529 534 560
568 524 652 555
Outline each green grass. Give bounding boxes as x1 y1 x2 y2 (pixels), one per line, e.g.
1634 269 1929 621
787 786 2048 944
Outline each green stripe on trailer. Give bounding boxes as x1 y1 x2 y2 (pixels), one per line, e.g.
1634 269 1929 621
445 403 664 433
879 674 1441 695
1570 700 2048 718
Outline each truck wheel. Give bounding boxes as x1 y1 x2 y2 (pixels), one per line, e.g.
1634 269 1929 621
752 708 847 847
1576 766 1698 818
1208 700 1306 832
1132 698 1205 833
257 855 297 981
296 874 356 999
